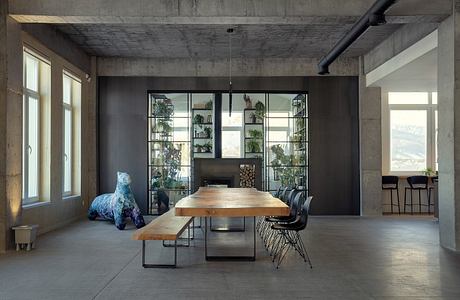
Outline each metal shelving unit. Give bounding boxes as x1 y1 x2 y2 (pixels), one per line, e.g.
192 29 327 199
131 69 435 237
265 93 309 199
147 93 191 215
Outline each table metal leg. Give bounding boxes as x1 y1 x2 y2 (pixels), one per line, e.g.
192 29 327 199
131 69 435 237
205 216 256 261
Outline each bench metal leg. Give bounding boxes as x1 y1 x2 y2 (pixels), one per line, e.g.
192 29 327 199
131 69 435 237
142 240 177 268
163 225 191 247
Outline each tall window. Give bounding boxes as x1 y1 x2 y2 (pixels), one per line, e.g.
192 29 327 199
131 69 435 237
23 52 40 203
383 92 437 174
62 72 81 196
23 49 51 205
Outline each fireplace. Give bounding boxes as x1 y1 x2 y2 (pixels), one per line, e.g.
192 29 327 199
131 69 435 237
193 158 262 192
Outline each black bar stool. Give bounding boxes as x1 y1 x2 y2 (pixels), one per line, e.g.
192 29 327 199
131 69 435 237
382 176 400 214
404 176 432 214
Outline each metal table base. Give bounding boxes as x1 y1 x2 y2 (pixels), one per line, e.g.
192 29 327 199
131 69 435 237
204 216 256 261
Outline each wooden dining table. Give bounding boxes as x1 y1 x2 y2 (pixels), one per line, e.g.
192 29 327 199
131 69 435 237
175 187 290 261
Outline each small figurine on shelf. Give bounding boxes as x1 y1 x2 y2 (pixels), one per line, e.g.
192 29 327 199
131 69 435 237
207 114 212 123
250 112 257 123
244 94 252 109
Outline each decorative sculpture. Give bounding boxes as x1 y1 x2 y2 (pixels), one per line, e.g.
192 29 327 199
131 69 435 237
88 172 145 230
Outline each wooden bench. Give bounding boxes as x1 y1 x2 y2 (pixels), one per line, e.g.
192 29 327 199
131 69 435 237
132 210 194 268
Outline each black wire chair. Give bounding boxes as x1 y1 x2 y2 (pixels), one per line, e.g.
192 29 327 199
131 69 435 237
270 195 313 269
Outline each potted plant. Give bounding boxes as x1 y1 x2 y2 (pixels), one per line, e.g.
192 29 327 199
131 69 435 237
254 101 265 122
422 167 436 177
204 127 212 138
246 140 261 153
203 141 213 153
194 144 202 153
248 129 263 139
153 101 174 118
205 100 213 110
193 114 204 125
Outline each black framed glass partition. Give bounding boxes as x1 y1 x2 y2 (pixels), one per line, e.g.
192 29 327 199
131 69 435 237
147 91 308 214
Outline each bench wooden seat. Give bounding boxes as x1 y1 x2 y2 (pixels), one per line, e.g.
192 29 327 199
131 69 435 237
132 210 194 268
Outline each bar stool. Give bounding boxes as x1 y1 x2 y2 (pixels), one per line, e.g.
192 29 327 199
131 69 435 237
382 176 400 214
404 176 432 214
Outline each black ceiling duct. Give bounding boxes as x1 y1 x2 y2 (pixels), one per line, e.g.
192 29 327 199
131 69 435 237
317 0 397 75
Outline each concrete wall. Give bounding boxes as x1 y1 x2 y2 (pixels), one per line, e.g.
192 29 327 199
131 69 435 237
437 13 460 251
98 76 360 215
0 15 97 252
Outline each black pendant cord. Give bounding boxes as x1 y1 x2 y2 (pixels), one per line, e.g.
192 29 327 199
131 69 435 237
227 28 234 117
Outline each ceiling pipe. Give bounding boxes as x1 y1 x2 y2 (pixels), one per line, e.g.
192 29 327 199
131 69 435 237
317 0 397 75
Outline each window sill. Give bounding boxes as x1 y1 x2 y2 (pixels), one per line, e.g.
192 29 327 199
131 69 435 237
22 201 51 210
63 195 81 201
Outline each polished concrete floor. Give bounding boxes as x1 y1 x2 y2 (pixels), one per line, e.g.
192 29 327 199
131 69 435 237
0 215 459 300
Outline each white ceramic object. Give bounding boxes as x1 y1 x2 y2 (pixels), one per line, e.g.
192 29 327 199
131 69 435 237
12 225 39 251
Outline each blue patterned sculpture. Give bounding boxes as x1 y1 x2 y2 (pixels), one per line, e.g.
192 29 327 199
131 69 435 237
88 172 145 230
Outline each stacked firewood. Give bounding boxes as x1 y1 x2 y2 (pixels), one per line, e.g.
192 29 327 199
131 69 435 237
240 165 256 188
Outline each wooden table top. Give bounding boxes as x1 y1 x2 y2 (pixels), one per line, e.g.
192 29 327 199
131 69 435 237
175 187 290 217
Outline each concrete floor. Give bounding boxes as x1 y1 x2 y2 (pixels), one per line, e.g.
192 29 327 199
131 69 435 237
0 216 459 300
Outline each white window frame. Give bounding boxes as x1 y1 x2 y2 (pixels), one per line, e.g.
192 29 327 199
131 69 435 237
62 71 78 196
382 91 438 175
23 51 41 204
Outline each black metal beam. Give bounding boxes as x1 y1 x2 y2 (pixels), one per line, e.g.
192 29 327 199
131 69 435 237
317 0 397 75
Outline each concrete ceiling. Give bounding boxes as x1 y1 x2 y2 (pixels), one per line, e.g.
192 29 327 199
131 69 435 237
370 48 437 91
55 23 402 59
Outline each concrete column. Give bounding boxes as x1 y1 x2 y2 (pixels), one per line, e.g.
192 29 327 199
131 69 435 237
0 0 23 252
359 57 383 216
438 9 460 251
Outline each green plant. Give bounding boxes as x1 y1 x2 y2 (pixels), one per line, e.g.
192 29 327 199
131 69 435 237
254 101 265 121
422 167 436 176
248 129 263 139
152 101 173 118
270 144 301 187
204 127 213 138
246 140 261 153
157 119 172 133
205 100 213 110
193 114 204 124
203 141 213 152
194 144 203 152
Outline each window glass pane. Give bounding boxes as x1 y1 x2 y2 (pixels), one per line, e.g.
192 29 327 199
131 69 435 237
432 92 438 105
222 112 243 127
25 55 39 92
63 75 72 105
28 96 39 198
388 92 429 105
64 109 72 193
222 131 241 158
390 110 427 171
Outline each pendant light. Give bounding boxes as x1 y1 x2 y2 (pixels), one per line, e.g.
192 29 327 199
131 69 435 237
227 28 234 117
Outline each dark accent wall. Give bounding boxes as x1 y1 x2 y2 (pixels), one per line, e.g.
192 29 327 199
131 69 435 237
98 76 359 215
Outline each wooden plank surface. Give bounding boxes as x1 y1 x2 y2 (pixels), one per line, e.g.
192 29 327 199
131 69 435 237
132 210 193 241
175 187 290 217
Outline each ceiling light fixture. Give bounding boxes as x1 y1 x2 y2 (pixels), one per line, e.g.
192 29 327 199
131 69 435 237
227 27 234 117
